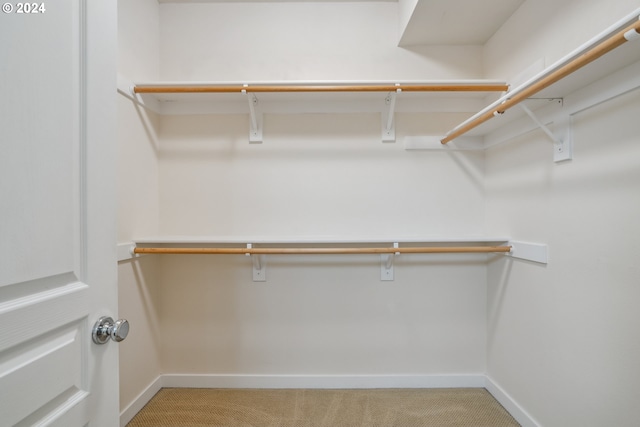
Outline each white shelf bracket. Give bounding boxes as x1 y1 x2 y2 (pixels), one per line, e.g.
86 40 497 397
244 87 263 143
116 74 161 114
504 241 548 264
246 244 266 281
552 112 573 163
381 86 400 142
380 243 399 281
519 103 572 162
117 242 140 262
252 255 266 281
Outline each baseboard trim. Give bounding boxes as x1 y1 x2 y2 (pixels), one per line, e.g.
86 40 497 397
485 376 540 427
161 373 486 389
120 376 163 427
120 374 536 427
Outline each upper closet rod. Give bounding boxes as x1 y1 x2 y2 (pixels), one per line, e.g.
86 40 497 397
133 245 512 255
132 83 509 94
441 14 640 144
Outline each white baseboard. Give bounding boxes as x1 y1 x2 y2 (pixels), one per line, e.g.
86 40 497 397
485 376 540 427
161 373 486 389
120 374 534 427
120 376 163 427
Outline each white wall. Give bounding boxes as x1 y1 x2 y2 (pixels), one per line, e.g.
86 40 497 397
117 0 491 414
150 0 491 383
117 99 161 243
158 1 482 81
117 0 162 415
118 0 640 423
485 85 640 427
484 1 640 425
156 111 489 377
117 97 162 413
159 253 488 377
398 0 420 41
117 255 162 415
117 0 160 82
158 113 484 237
483 0 640 81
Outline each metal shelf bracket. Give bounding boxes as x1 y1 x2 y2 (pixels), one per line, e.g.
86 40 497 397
246 244 266 281
243 86 263 143
382 85 400 142
519 103 572 163
380 243 399 281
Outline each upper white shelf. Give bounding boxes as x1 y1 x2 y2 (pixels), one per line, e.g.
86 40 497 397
132 235 512 245
118 79 509 115
117 9 640 146
117 79 511 142
443 10 640 142
463 35 640 139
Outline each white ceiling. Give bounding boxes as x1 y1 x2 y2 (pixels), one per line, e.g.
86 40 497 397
399 0 525 46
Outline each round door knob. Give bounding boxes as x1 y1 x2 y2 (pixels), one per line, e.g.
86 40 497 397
111 319 130 342
92 316 130 344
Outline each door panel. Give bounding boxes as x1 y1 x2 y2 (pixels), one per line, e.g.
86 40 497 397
0 0 117 425
0 321 87 427
0 280 88 349
0 0 80 287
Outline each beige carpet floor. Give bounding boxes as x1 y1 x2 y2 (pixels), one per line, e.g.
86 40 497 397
126 388 520 427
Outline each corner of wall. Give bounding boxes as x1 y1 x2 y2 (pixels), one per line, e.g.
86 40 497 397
117 0 163 415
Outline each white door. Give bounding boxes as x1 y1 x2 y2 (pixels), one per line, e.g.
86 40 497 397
0 0 118 425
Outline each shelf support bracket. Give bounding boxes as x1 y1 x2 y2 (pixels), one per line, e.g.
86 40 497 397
519 104 572 163
504 241 548 264
117 74 161 114
382 86 400 142
246 244 266 281
244 86 263 143
380 243 399 281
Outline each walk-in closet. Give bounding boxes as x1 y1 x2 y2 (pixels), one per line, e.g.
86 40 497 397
116 1 640 426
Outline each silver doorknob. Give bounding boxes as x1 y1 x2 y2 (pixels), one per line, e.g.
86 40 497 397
92 316 130 344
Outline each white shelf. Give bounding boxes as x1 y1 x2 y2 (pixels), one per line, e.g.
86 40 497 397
118 78 508 116
117 9 640 147
119 40 640 146
406 56 640 156
118 32 640 128
117 78 510 142
466 39 640 139
449 10 640 141
131 235 512 245
119 236 547 282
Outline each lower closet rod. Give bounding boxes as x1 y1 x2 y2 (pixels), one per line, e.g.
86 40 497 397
133 246 512 255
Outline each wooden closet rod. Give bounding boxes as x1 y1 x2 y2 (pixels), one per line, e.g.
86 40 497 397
441 18 640 144
133 245 512 255
133 83 509 94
